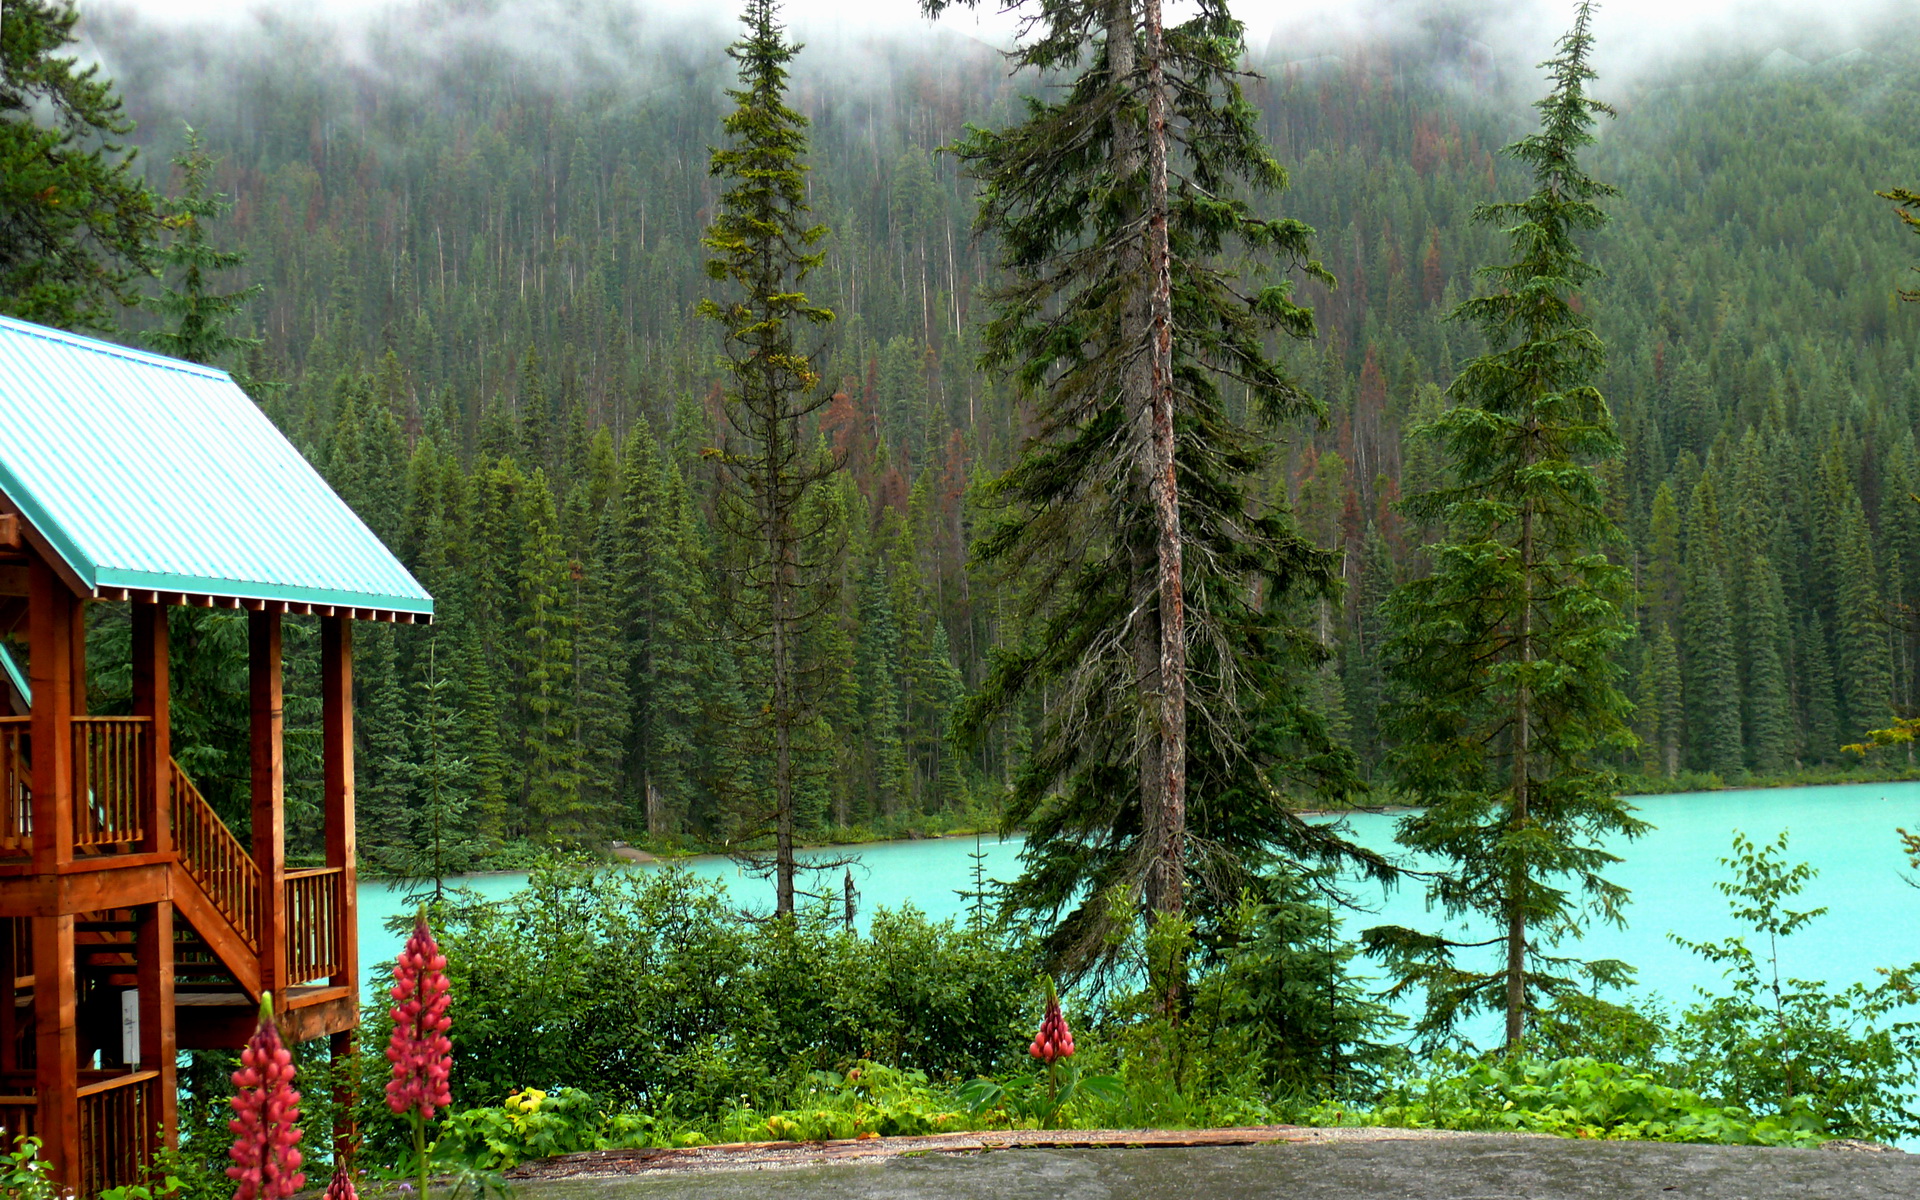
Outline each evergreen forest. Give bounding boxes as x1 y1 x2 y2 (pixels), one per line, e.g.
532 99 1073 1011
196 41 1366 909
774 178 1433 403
20 0 1920 869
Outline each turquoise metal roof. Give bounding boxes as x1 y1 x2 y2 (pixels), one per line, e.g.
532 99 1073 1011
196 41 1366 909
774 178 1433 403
0 316 432 618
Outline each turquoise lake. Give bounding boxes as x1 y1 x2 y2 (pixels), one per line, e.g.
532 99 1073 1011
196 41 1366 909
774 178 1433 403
356 780 1920 1035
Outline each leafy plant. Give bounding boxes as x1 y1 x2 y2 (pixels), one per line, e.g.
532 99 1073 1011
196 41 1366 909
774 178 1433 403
1321 1054 1824 1146
955 1060 1124 1130
1666 831 1920 1140
758 1065 969 1140
0 1136 55 1200
435 1087 661 1171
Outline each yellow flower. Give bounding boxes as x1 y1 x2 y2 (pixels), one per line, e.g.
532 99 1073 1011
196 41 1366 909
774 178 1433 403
505 1088 547 1115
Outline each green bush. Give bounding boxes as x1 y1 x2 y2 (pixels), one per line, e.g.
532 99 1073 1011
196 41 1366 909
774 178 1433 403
1315 1055 1823 1146
1665 832 1920 1141
0 1136 54 1200
364 862 1036 1139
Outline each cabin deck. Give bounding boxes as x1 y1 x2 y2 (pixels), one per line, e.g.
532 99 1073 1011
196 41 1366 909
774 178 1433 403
0 588 363 1196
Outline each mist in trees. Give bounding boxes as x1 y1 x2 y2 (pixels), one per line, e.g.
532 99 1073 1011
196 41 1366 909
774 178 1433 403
10 0 1920 923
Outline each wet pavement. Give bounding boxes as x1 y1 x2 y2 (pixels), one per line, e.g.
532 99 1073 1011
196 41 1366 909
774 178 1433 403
514 1133 1920 1199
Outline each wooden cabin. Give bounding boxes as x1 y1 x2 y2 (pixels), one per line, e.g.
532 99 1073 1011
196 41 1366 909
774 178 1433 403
0 316 434 1194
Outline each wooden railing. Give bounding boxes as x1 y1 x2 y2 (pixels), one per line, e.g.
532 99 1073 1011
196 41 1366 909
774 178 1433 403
170 764 260 950
72 717 149 849
285 867 346 985
0 1094 35 1149
0 718 28 856
77 1071 157 1196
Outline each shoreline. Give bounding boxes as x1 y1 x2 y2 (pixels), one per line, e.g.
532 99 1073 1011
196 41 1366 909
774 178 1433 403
359 772 1920 881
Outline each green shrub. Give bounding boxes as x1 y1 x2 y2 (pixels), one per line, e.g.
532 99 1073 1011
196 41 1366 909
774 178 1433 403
0 1136 54 1200
1665 832 1920 1141
434 1086 670 1169
1315 1055 1823 1146
362 860 1036 1155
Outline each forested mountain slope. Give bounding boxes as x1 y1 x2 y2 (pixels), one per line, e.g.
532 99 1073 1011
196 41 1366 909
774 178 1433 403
76 3 1920 860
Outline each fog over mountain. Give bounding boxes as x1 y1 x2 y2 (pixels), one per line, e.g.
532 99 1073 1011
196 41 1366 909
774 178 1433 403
87 0 1916 106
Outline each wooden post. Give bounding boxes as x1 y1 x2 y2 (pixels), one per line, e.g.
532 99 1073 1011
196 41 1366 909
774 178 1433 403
135 901 177 1145
132 603 171 856
31 914 78 1190
321 618 356 992
0 921 14 1075
322 617 359 1169
250 612 286 1010
28 559 75 871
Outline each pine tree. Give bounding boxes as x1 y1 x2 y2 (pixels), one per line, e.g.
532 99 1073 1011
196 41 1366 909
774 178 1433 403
514 470 581 839
1644 481 1682 634
1636 624 1684 778
1344 522 1394 776
1682 484 1742 779
1835 495 1894 742
143 126 262 370
357 624 413 870
572 511 631 835
698 0 837 915
856 561 912 819
1743 558 1794 774
0 0 159 331
1801 614 1842 762
939 0 1374 984
615 423 712 836
389 637 478 898
1370 4 1643 1049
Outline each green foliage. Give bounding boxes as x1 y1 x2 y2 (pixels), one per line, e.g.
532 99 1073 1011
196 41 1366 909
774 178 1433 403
1881 186 1920 302
141 125 261 370
435 1086 668 1171
0 1136 54 1200
949 0 1384 980
1185 873 1405 1098
1318 1055 1823 1147
0 0 159 332
360 860 1036 1158
757 1065 974 1140
956 1060 1123 1131
1667 831 1920 1141
1372 4 1644 1046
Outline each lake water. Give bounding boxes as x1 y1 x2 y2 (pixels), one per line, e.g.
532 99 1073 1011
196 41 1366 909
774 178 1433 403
356 781 1920 1028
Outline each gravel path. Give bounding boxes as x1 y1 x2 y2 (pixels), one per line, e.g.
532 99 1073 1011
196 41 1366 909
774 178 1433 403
500 1127 1918 1199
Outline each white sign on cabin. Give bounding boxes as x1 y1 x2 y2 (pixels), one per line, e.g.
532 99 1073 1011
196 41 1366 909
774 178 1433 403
121 989 139 1066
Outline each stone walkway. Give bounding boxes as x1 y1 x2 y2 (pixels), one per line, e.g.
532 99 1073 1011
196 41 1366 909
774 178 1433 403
506 1127 1919 1198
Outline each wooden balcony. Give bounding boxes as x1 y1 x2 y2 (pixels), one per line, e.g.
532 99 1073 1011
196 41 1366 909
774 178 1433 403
0 716 158 861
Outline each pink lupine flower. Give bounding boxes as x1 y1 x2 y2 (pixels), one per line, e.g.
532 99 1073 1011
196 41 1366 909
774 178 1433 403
386 910 454 1120
388 910 453 1197
322 1162 358 1200
1028 988 1075 1064
227 997 306 1200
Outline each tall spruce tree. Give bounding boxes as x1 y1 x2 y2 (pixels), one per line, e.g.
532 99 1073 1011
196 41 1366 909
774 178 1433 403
1835 495 1894 742
1 0 158 331
698 0 837 915
1637 624 1683 778
1368 3 1644 1050
142 126 261 370
936 0 1385 984
1743 557 1794 774
1682 487 1742 779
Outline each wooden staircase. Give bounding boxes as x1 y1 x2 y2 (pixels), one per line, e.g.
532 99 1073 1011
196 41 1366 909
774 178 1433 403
0 726 356 1191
